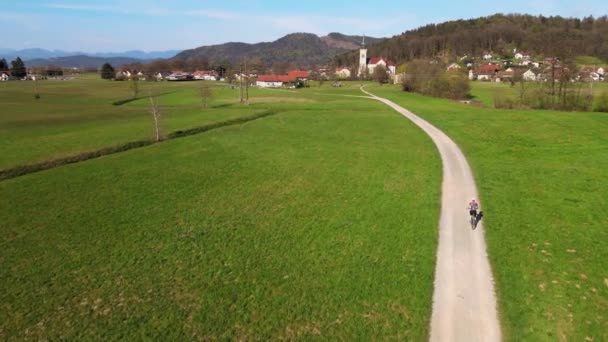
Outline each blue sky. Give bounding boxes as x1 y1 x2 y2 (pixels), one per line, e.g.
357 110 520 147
1 0 604 52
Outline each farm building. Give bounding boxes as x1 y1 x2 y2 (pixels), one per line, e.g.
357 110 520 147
192 70 218 80
256 70 309 88
335 67 351 79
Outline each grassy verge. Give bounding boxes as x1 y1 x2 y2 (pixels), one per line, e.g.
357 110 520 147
367 84 608 341
0 93 441 339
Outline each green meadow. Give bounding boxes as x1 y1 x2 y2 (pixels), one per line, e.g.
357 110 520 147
0 78 264 169
367 85 608 341
2 75 607 340
470 81 608 108
0 78 441 340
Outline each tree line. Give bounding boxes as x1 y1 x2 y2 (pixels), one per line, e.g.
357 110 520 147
334 14 608 67
0 57 27 78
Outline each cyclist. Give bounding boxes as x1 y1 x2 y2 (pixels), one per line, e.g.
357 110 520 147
467 199 479 219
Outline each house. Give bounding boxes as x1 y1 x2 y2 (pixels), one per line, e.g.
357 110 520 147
578 71 601 82
256 70 310 88
193 70 218 80
483 53 493 60
166 70 193 81
367 57 396 75
357 38 396 77
288 70 309 80
495 68 514 82
475 63 501 81
522 69 537 81
0 72 9 81
579 66 605 81
540 65 570 82
256 75 287 88
335 67 351 79
468 69 475 80
514 52 531 60
447 63 462 71
393 72 406 84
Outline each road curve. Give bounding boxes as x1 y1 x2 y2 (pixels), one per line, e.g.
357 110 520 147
361 87 501 342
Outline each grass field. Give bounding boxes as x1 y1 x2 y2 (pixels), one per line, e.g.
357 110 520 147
575 56 608 66
0 77 269 169
0 80 442 339
367 84 608 341
470 81 608 108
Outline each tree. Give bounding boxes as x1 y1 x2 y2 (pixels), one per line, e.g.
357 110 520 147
33 77 40 100
0 58 8 71
200 84 213 109
101 63 115 80
130 75 140 98
372 65 389 85
401 59 470 100
10 57 26 78
148 91 162 141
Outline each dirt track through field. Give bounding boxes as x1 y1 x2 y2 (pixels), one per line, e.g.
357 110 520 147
361 87 501 341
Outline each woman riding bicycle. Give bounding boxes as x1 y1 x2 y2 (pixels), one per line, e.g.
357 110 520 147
467 199 479 218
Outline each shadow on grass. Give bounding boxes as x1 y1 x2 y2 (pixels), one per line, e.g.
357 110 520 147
112 92 174 106
212 103 233 109
0 110 278 181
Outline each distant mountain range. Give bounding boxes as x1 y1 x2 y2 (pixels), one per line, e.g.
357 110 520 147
24 55 146 69
1 32 383 69
175 32 385 67
0 48 180 62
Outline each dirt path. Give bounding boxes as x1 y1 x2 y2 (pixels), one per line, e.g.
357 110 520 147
361 87 501 341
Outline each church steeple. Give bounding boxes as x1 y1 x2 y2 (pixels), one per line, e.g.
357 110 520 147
358 34 368 77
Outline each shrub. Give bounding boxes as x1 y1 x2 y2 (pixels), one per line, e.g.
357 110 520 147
593 91 608 112
493 93 516 109
401 60 470 100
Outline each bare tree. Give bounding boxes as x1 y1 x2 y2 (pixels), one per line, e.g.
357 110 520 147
130 75 140 99
372 65 389 85
33 76 41 100
200 84 213 109
148 91 162 142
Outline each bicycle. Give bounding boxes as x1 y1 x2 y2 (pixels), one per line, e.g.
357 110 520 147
469 210 483 230
470 212 478 229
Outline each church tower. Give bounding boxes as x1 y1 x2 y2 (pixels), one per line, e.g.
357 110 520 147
358 36 367 77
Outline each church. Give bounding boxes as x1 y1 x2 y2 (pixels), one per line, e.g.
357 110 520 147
358 38 396 77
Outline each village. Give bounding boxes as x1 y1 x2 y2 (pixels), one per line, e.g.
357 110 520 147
1 46 606 87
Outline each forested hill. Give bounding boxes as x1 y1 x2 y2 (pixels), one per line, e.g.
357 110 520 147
174 32 384 67
333 14 608 66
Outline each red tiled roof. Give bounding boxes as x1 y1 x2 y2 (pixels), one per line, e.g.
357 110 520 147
287 70 309 78
257 74 292 82
257 70 309 83
478 64 501 73
369 57 395 67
